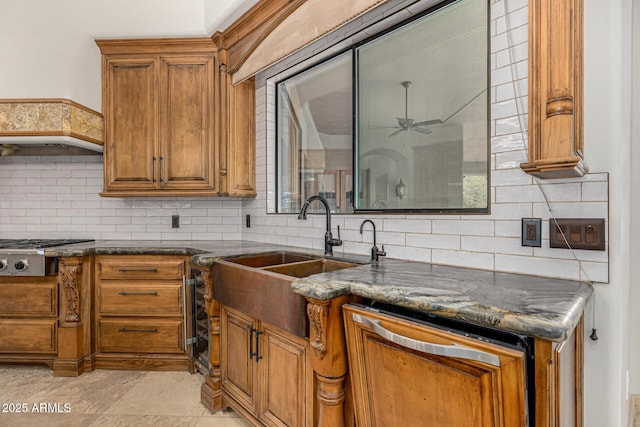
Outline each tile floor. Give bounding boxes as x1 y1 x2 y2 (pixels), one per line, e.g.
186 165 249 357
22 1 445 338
0 365 250 426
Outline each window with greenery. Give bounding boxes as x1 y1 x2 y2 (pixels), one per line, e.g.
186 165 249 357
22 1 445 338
276 0 488 213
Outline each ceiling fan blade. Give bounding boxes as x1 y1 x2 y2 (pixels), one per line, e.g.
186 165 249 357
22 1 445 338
388 128 405 137
412 127 432 136
371 126 400 129
413 119 443 127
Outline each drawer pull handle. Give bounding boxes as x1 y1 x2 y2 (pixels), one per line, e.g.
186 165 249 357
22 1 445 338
118 291 159 296
118 268 158 273
352 313 501 367
118 328 158 333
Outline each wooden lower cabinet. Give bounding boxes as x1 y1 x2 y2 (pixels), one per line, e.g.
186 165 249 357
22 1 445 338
221 304 312 427
0 277 59 356
94 255 191 371
0 319 57 354
0 257 92 377
340 303 584 427
343 304 527 427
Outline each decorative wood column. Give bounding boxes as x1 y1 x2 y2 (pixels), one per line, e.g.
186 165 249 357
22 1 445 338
521 0 586 178
307 295 349 427
200 270 223 412
54 256 88 377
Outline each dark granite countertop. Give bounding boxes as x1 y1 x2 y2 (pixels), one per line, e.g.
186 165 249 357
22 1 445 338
291 258 593 342
44 240 291 258
46 240 592 342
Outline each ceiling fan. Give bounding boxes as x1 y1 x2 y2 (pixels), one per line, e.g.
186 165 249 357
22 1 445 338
381 81 442 138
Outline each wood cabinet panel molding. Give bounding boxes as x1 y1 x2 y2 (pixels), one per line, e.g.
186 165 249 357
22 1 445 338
521 0 587 179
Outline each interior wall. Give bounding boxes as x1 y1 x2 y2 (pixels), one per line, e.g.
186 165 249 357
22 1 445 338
0 0 210 111
629 0 640 401
204 0 260 34
582 0 633 424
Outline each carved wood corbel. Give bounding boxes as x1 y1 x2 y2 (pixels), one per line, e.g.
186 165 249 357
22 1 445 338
58 257 83 323
307 299 329 358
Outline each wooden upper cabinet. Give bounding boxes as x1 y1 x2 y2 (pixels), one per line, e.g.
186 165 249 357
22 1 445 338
521 0 587 179
103 57 157 191
159 54 216 191
96 37 256 197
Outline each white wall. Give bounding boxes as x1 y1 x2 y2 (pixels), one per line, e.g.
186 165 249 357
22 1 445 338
0 0 212 111
630 0 640 409
204 0 260 34
582 0 634 425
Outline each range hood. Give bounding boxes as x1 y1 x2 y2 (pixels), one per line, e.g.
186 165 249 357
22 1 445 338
0 99 104 156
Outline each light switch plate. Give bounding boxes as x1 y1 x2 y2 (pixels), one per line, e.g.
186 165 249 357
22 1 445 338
550 218 605 250
521 218 542 247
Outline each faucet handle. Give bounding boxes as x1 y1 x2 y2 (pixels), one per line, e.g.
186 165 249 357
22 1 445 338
378 244 387 258
328 225 343 247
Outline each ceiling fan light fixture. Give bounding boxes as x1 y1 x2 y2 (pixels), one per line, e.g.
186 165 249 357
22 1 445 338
380 81 442 138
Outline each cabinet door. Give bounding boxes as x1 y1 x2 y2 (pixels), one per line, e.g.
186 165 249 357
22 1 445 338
103 57 157 190
344 305 527 427
159 55 217 191
221 305 259 416
226 77 256 196
259 322 311 427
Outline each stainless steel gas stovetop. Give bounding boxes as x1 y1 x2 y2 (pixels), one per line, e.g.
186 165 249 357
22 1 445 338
0 239 94 276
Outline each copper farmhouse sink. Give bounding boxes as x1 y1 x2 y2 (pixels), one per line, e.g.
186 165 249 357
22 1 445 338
262 258 358 278
212 251 360 337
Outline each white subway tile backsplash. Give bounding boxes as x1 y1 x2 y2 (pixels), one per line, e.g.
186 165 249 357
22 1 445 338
383 218 431 233
496 185 545 203
579 261 609 283
495 254 580 280
582 181 608 201
461 236 532 256
532 201 609 219
492 168 532 185
432 220 494 236
432 250 494 270
385 245 431 263
406 233 460 250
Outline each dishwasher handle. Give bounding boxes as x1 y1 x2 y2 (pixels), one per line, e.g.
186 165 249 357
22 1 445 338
352 313 501 367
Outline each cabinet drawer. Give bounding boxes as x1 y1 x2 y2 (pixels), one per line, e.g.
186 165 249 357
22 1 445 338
0 281 57 317
98 282 182 316
0 319 57 354
97 255 185 280
98 318 184 354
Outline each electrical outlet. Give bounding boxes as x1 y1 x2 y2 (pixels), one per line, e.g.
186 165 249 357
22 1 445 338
172 215 179 228
521 218 541 247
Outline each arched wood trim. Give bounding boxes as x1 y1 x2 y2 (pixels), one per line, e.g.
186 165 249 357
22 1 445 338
212 0 306 74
